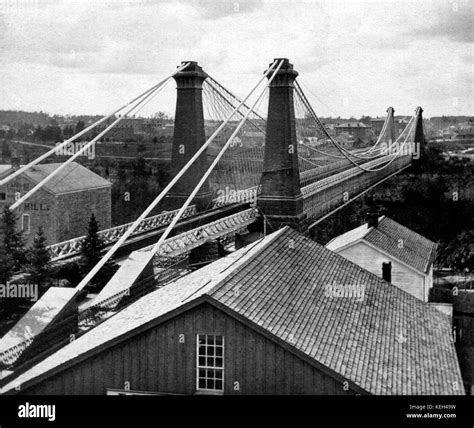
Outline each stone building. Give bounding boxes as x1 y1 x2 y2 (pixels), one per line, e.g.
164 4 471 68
0 160 111 246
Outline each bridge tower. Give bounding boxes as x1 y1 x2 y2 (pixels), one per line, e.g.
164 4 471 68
413 106 425 149
387 107 396 144
257 58 307 232
167 61 212 211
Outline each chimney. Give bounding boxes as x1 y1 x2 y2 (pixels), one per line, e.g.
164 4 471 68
11 155 20 171
366 211 379 228
382 261 392 282
365 196 379 228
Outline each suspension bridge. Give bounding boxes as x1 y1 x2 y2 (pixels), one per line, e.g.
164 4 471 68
0 58 424 378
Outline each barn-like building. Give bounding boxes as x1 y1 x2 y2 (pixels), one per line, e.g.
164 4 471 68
0 227 463 395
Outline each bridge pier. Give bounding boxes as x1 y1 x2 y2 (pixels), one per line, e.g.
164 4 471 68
166 61 212 211
257 59 307 232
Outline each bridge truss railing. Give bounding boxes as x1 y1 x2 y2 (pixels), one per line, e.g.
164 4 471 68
212 186 259 208
155 207 258 257
302 155 412 220
47 205 197 261
0 208 259 373
299 156 378 188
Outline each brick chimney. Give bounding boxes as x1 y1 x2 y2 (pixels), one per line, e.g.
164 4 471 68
366 211 379 228
382 261 392 282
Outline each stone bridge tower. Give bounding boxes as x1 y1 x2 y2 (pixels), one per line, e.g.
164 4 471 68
257 58 307 232
167 61 212 211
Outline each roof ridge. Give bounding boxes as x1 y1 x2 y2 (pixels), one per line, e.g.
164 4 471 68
208 227 288 297
381 216 436 246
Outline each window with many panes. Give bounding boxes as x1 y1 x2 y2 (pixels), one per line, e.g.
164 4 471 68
196 334 224 393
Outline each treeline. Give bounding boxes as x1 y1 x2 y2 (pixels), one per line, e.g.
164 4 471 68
84 157 171 226
0 210 118 331
0 110 51 127
0 110 102 128
0 118 86 143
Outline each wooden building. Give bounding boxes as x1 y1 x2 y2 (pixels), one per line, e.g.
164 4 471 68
0 227 462 395
326 215 437 302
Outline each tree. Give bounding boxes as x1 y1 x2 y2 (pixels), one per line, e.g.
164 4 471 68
33 125 43 142
154 111 169 124
437 231 474 273
62 125 75 140
0 242 14 283
79 214 103 274
2 207 27 271
79 214 118 291
26 227 52 291
74 120 85 138
1 141 11 160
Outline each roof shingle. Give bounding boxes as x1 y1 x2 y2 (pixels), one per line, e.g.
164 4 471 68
327 216 438 273
0 227 461 395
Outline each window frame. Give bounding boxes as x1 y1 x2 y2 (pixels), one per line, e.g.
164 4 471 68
21 213 30 234
196 334 224 394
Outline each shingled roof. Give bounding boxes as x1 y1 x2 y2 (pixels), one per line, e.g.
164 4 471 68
0 162 111 195
326 216 438 273
0 227 462 395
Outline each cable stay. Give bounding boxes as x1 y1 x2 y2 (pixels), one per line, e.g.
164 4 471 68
9 75 176 211
73 59 282 292
0 62 191 190
294 80 417 172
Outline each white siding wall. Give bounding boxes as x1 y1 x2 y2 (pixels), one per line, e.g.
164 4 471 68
336 242 427 301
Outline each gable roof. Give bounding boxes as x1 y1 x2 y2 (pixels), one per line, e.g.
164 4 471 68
0 233 277 394
0 228 461 395
0 162 111 195
326 216 438 273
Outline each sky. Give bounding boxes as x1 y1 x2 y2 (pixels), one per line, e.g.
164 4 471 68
0 0 472 118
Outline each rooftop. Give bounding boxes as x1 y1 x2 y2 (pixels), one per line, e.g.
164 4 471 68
326 216 438 273
0 162 111 195
0 287 77 354
0 227 461 395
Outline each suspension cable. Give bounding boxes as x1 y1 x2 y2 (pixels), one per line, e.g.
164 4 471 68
295 81 392 160
74 60 280 291
295 79 416 172
9 75 171 211
0 62 190 188
147 60 283 258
